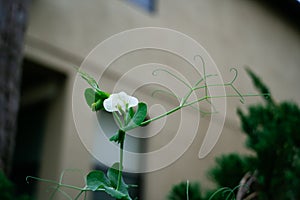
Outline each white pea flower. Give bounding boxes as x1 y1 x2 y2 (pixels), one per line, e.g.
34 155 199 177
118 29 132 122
103 91 138 115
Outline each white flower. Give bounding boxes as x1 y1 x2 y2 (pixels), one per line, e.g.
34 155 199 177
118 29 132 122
103 91 138 115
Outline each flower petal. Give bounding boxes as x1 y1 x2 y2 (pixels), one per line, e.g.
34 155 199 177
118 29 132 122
103 98 114 112
103 91 139 113
128 96 138 108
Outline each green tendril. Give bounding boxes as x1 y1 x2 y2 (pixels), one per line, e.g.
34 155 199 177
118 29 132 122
151 89 180 100
59 169 85 184
26 176 90 191
56 187 73 200
194 74 218 87
143 63 267 126
152 68 192 89
194 55 208 97
49 186 59 200
229 68 245 103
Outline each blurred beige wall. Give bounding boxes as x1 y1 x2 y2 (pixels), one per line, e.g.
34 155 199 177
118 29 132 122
24 0 300 199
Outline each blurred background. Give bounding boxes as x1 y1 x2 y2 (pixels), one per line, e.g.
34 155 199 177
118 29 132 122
1 0 300 200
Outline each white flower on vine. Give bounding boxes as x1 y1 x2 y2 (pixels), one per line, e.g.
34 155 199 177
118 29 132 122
103 91 138 115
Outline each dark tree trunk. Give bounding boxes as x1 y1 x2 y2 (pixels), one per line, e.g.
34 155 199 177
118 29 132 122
0 0 30 175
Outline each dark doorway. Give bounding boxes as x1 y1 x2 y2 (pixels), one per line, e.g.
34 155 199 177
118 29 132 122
10 58 66 197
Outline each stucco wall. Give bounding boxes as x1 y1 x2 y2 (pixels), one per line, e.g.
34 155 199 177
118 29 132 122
24 0 300 199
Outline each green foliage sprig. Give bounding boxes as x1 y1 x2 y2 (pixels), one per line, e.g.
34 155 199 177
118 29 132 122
27 57 267 199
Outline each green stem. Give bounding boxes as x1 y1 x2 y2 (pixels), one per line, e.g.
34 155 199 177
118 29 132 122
180 75 214 106
181 84 219 106
74 190 84 200
56 187 73 200
140 106 181 126
181 88 194 106
186 180 189 200
116 137 125 191
141 93 268 127
113 112 123 128
193 83 231 90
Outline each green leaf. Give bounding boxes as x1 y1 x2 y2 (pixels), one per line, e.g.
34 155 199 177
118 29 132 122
109 134 119 143
109 130 125 144
86 167 132 199
123 102 147 131
107 163 128 194
77 70 100 91
84 88 100 107
104 186 128 199
84 88 110 111
107 163 122 188
86 170 110 191
128 107 135 118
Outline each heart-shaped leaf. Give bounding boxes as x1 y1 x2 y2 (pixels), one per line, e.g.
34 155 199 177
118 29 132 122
86 170 110 191
107 163 129 194
85 164 132 199
123 102 147 131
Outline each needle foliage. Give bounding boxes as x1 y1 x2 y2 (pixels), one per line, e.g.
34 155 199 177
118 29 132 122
169 68 300 200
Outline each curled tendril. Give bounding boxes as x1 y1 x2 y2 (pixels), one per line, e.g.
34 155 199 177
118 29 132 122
152 68 192 89
150 62 265 120
151 63 248 116
229 68 238 84
229 68 245 103
193 54 205 67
